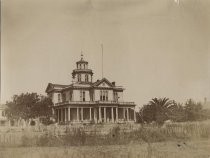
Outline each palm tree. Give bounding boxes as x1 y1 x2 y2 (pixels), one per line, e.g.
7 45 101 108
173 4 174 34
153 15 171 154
148 97 174 124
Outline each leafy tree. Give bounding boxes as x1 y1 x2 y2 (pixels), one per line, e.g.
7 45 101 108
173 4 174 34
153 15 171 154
150 98 175 124
5 93 53 121
167 102 185 122
184 99 203 121
138 97 208 124
138 104 156 123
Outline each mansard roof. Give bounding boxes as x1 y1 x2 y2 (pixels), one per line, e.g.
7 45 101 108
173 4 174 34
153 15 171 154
46 78 124 93
62 82 92 91
45 83 69 93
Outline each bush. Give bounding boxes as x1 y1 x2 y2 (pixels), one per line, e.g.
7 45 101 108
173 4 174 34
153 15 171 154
41 117 54 125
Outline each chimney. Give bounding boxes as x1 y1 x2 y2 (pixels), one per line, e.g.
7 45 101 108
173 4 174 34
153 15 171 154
112 82 115 86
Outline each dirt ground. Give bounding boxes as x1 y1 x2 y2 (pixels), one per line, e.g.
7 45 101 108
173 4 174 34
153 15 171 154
0 139 210 158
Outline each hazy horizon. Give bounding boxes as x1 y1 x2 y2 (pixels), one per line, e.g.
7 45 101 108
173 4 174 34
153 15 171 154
1 0 210 107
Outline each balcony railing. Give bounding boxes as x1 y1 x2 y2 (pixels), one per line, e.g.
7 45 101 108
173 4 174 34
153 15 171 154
96 101 135 105
55 101 95 106
55 100 135 106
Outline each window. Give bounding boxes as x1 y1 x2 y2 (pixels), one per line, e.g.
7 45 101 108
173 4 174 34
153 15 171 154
83 91 85 101
62 93 66 102
69 91 72 101
78 74 81 82
103 92 105 101
80 91 82 101
79 64 81 69
80 90 86 101
105 91 108 101
100 90 108 101
58 94 61 103
85 74 89 82
2 111 5 117
114 92 118 102
100 90 102 101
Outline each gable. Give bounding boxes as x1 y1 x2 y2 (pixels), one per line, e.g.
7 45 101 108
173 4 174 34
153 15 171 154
93 78 114 88
98 81 111 88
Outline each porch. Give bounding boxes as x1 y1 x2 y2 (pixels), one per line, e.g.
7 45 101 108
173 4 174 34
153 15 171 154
55 106 136 124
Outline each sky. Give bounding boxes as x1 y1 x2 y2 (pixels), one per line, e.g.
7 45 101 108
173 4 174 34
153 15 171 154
1 0 210 108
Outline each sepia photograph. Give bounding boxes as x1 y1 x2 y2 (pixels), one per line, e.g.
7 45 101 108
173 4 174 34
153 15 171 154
1 0 210 158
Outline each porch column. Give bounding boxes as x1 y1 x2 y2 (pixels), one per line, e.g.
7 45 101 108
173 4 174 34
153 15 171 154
123 108 125 120
116 107 118 122
111 107 114 123
57 109 60 123
77 107 79 121
81 108 84 121
89 108 92 120
133 107 136 122
61 108 63 122
104 107 106 123
64 108 67 122
127 108 129 121
99 107 102 122
94 108 97 123
68 107 70 121
52 108 55 115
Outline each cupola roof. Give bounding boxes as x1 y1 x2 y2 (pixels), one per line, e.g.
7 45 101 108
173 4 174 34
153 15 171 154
76 53 88 64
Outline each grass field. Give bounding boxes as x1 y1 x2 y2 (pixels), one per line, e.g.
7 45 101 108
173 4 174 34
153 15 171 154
0 140 210 158
0 120 210 158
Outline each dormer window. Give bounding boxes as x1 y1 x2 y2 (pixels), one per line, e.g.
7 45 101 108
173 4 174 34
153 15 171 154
79 64 81 69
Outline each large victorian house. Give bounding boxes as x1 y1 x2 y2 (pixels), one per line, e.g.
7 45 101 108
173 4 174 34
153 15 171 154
45 55 136 124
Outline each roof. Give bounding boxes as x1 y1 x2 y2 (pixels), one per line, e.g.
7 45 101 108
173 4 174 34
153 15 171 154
46 78 124 93
76 59 88 64
92 78 114 87
92 78 124 91
72 69 93 75
62 82 92 90
45 83 70 93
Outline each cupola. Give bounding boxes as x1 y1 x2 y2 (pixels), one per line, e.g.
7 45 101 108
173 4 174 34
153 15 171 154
72 53 93 83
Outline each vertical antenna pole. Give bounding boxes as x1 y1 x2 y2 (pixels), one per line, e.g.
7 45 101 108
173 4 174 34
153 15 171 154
101 44 104 78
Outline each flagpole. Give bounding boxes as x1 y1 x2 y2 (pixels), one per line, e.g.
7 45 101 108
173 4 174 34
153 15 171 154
101 44 104 79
